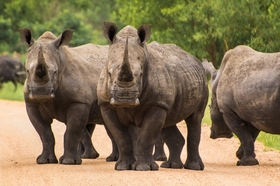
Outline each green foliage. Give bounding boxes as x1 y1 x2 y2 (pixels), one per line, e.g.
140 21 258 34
113 0 280 67
0 0 112 53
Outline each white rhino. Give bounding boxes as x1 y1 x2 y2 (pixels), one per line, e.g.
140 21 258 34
203 45 280 166
97 22 208 171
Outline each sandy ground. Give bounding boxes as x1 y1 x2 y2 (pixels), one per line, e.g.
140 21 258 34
0 99 280 186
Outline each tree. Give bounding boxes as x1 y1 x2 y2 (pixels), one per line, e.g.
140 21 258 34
113 0 280 67
0 0 113 53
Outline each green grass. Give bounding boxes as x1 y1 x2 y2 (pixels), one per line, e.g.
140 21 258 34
257 132 280 151
0 82 24 101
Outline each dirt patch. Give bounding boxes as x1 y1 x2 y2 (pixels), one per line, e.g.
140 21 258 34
0 100 280 186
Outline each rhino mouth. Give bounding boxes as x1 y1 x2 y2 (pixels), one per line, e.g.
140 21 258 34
28 85 55 100
110 85 140 107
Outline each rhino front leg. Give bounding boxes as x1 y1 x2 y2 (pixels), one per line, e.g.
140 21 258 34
26 105 58 164
133 106 167 171
59 104 90 165
160 125 184 169
100 105 135 170
223 114 259 166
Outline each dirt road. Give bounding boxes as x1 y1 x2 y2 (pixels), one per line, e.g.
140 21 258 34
0 100 280 186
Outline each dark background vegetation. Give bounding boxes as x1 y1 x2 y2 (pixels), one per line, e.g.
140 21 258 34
1 0 280 67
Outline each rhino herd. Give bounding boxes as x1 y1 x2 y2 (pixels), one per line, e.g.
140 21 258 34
19 22 280 171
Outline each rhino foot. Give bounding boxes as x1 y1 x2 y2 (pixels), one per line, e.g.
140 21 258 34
236 147 244 160
59 155 82 165
106 152 119 162
36 154 58 164
160 160 183 169
153 153 167 161
184 159 204 170
132 160 159 171
236 147 256 160
237 156 259 166
115 158 135 170
81 151 99 159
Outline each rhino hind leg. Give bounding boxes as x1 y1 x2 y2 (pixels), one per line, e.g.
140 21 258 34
78 124 100 159
153 134 167 161
105 126 119 162
160 125 184 169
236 123 260 160
223 113 259 166
184 112 205 170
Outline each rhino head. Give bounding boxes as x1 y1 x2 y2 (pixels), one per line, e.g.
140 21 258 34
102 22 151 107
202 59 233 139
20 28 73 100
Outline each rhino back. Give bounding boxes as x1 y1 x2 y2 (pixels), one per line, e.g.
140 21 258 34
58 44 106 102
143 42 207 125
217 45 280 133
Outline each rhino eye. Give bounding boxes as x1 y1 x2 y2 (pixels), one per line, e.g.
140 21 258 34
108 72 111 77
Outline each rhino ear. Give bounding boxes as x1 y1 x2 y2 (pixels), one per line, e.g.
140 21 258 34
103 22 118 43
52 29 74 49
137 24 151 45
20 28 34 46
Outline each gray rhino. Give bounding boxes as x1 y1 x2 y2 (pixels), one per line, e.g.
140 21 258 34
97 22 208 171
202 45 280 166
20 28 108 164
20 28 167 165
0 55 26 91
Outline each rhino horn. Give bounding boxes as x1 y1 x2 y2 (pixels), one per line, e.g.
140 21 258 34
118 37 133 83
35 46 49 81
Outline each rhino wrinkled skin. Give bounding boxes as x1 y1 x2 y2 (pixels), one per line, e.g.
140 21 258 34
20 28 108 164
97 22 208 171
202 45 280 166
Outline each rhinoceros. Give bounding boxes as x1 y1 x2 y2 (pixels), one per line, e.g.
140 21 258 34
97 22 208 171
20 28 108 164
202 45 280 166
20 28 167 165
0 55 26 90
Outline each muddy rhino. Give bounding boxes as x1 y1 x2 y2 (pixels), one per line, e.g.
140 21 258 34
20 28 108 164
97 22 208 171
202 45 280 166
